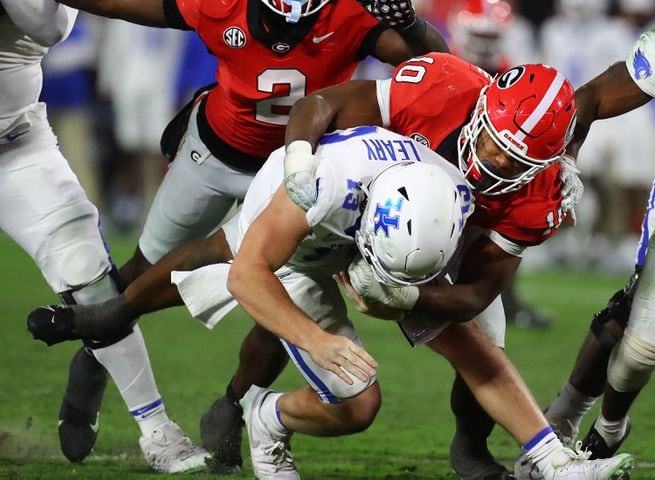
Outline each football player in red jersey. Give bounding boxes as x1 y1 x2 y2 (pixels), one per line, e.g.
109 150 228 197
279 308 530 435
280 53 580 479
44 0 449 473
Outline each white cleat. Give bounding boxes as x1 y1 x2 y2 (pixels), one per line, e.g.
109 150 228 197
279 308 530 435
515 442 634 480
139 420 210 473
240 385 299 479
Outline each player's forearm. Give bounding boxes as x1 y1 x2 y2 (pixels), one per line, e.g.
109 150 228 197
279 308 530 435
286 93 337 151
573 62 651 151
286 81 381 149
0 0 77 46
228 264 324 351
401 18 449 56
57 0 168 27
414 282 489 323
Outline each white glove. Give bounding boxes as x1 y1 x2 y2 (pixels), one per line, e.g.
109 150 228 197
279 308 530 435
284 140 319 211
348 255 419 310
559 154 584 225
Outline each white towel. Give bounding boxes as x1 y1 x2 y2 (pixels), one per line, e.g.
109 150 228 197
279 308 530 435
171 263 238 329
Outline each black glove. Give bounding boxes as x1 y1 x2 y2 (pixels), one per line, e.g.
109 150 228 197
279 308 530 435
357 0 417 30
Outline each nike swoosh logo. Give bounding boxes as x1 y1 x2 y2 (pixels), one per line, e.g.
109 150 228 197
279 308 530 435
312 32 334 44
90 413 100 433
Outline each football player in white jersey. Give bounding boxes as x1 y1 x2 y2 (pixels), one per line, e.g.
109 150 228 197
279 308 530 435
0 0 209 473
515 27 655 479
29 126 637 480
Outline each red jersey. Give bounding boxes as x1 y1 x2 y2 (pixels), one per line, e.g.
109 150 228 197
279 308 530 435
382 53 564 246
174 0 382 163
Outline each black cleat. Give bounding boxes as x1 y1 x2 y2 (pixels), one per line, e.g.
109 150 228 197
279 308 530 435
200 396 244 474
581 418 631 460
507 306 552 329
451 438 516 480
59 347 108 462
27 305 80 346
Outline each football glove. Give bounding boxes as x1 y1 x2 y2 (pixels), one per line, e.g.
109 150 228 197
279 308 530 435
284 140 319 211
348 255 419 310
559 154 584 225
357 0 417 30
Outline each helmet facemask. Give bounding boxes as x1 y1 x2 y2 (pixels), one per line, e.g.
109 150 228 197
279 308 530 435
261 0 330 23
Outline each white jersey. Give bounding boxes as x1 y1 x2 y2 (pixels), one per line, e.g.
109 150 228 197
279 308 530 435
234 126 473 272
626 27 655 98
0 1 76 138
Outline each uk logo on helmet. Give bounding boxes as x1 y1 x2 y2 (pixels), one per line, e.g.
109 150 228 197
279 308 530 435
373 199 404 237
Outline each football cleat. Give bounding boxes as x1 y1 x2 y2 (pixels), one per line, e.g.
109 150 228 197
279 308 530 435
241 385 299 479
199 395 244 474
515 443 634 480
514 452 543 480
580 419 631 460
58 347 108 462
27 305 80 346
139 420 211 473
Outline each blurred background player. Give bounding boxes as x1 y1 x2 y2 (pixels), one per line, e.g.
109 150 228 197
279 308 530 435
0 0 210 474
95 22 185 231
46 0 450 473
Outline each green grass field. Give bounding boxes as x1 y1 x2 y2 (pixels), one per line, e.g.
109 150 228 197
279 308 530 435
1 233 654 479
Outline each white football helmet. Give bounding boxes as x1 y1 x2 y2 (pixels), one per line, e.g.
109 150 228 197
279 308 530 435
355 162 470 286
261 0 330 23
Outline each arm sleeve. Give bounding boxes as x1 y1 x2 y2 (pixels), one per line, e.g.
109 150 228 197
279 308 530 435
0 0 77 46
626 27 655 98
486 230 525 257
375 78 392 127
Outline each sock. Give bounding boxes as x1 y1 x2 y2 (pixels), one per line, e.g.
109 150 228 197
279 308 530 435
226 381 242 407
595 414 629 446
545 382 597 437
259 392 289 438
91 326 169 436
524 427 570 471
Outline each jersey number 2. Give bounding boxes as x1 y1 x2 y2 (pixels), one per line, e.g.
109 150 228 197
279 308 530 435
256 69 307 126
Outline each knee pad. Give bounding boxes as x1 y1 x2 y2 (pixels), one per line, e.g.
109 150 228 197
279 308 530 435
60 269 124 305
590 270 639 350
607 331 655 392
40 202 113 292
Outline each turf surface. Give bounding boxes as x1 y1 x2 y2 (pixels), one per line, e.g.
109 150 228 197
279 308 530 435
1 233 654 479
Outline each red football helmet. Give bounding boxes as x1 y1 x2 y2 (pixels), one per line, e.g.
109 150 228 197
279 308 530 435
261 0 331 23
458 64 577 195
449 0 513 72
